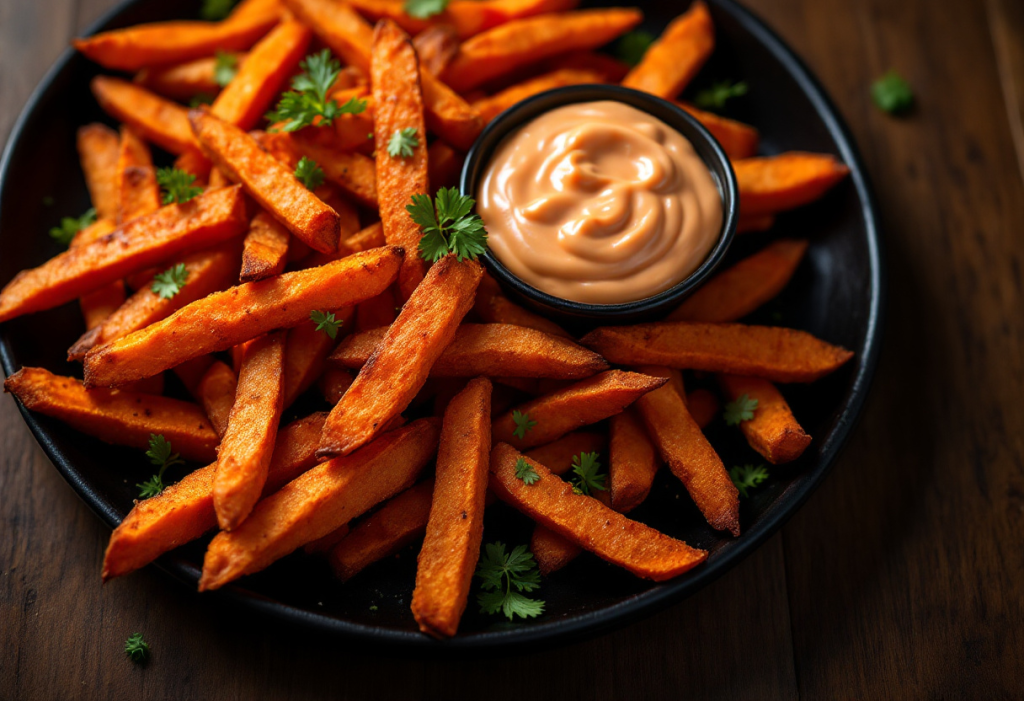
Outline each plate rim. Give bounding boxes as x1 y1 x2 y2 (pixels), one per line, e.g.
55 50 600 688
0 0 886 653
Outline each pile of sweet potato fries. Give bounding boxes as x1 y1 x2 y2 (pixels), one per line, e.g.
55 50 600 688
2 0 853 637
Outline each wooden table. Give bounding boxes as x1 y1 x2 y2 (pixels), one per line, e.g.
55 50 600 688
2 0 1023 697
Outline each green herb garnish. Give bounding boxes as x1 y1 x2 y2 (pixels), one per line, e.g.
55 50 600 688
511 409 536 440
387 127 419 158
124 633 150 664
405 0 448 19
150 263 189 300
49 207 96 246
157 167 203 204
294 156 325 190
476 542 544 621
694 81 749 111
514 457 540 485
615 30 655 67
137 434 185 499
265 50 368 132
871 70 913 115
408 187 488 263
730 464 769 497
570 451 606 496
310 310 343 339
213 51 239 87
723 393 758 426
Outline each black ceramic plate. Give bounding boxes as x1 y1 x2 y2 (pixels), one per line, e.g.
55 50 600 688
0 0 884 651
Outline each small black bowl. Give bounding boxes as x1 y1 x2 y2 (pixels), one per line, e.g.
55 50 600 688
460 84 739 326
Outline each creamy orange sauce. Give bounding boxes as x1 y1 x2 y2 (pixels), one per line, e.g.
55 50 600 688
478 101 723 304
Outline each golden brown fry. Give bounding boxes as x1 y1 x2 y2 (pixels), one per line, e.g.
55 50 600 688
102 412 328 580
668 239 809 323
116 126 162 223
344 0 579 39
4 367 217 462
718 374 811 464
525 431 605 476
318 256 482 459
412 24 460 75
635 366 739 536
199 418 441 591
282 306 354 408
736 213 776 234
608 407 659 514
489 443 707 580
580 322 854 383
197 360 237 437
412 377 491 638
372 20 430 299
531 525 582 576
213 332 286 530
331 323 607 379
735 152 851 217
319 367 354 405
77 124 120 221
478 289 572 339
355 286 398 332
621 1 713 99
302 523 350 555
91 77 198 156
686 388 719 430
0 186 248 324
492 370 667 449
427 141 464 192
472 68 606 123
676 102 759 160
287 130 379 208
240 210 290 282
328 479 434 581
136 53 244 101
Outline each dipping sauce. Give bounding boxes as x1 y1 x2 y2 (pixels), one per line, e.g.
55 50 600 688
478 100 723 304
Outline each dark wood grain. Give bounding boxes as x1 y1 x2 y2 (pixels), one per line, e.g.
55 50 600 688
2 0 1023 698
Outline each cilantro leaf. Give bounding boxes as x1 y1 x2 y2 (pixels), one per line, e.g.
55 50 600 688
871 70 913 115
730 464 769 498
405 0 448 19
615 30 655 67
475 542 545 621
213 51 239 87
150 263 189 300
157 167 203 204
570 451 606 496
310 310 342 339
136 475 166 500
387 127 419 158
124 633 150 664
694 81 749 111
511 409 536 440
723 393 758 426
200 0 236 20
49 207 96 246
265 50 367 132
294 156 325 190
189 93 214 108
515 457 540 485
408 187 489 263
137 434 185 499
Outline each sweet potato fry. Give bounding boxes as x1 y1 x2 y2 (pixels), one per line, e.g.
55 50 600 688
345 0 578 39
345 222 386 253
492 370 667 449
581 322 854 383
372 20 430 299
686 388 719 430
472 68 606 123
736 213 775 234
173 148 213 183
0 186 248 324
240 210 290 282
525 431 605 476
213 332 286 530
284 0 482 150
441 9 642 92
302 523 350 555
174 355 216 398
677 102 759 160
668 239 809 323
734 152 851 217
621 1 713 99
281 306 354 408
635 366 739 535
211 20 311 130
427 142 463 192
79 284 127 332
83 247 402 387
287 130 379 208
72 0 281 71
197 360 237 437
718 374 811 464
328 479 434 581
319 367 354 405
91 77 197 156
190 110 341 253
355 287 397 332
77 124 120 221
478 290 572 339
116 126 162 223
412 377 491 638
4 367 217 462
413 25 460 75
531 526 581 576
136 53 244 101
551 50 629 82
608 407 659 514
490 444 707 580
67 242 240 360
102 412 327 580
199 417 441 590
318 256 481 458
332 323 607 379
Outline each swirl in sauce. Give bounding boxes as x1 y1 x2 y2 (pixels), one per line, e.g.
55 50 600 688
478 101 723 304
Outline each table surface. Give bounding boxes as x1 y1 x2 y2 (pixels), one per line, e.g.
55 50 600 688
2 0 1023 698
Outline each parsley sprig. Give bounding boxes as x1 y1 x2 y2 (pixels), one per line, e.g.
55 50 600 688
511 409 536 440
151 263 188 300
387 128 419 158
730 464 769 497
310 310 343 339
49 207 96 246
405 0 448 19
694 81 749 111
213 51 239 87
514 457 540 485
723 393 758 426
476 542 544 621
189 93 214 108
124 633 150 664
871 70 913 115
407 187 488 263
157 167 203 204
200 0 236 21
294 156 325 190
137 434 185 499
615 30 655 67
265 50 368 132
570 451 606 496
